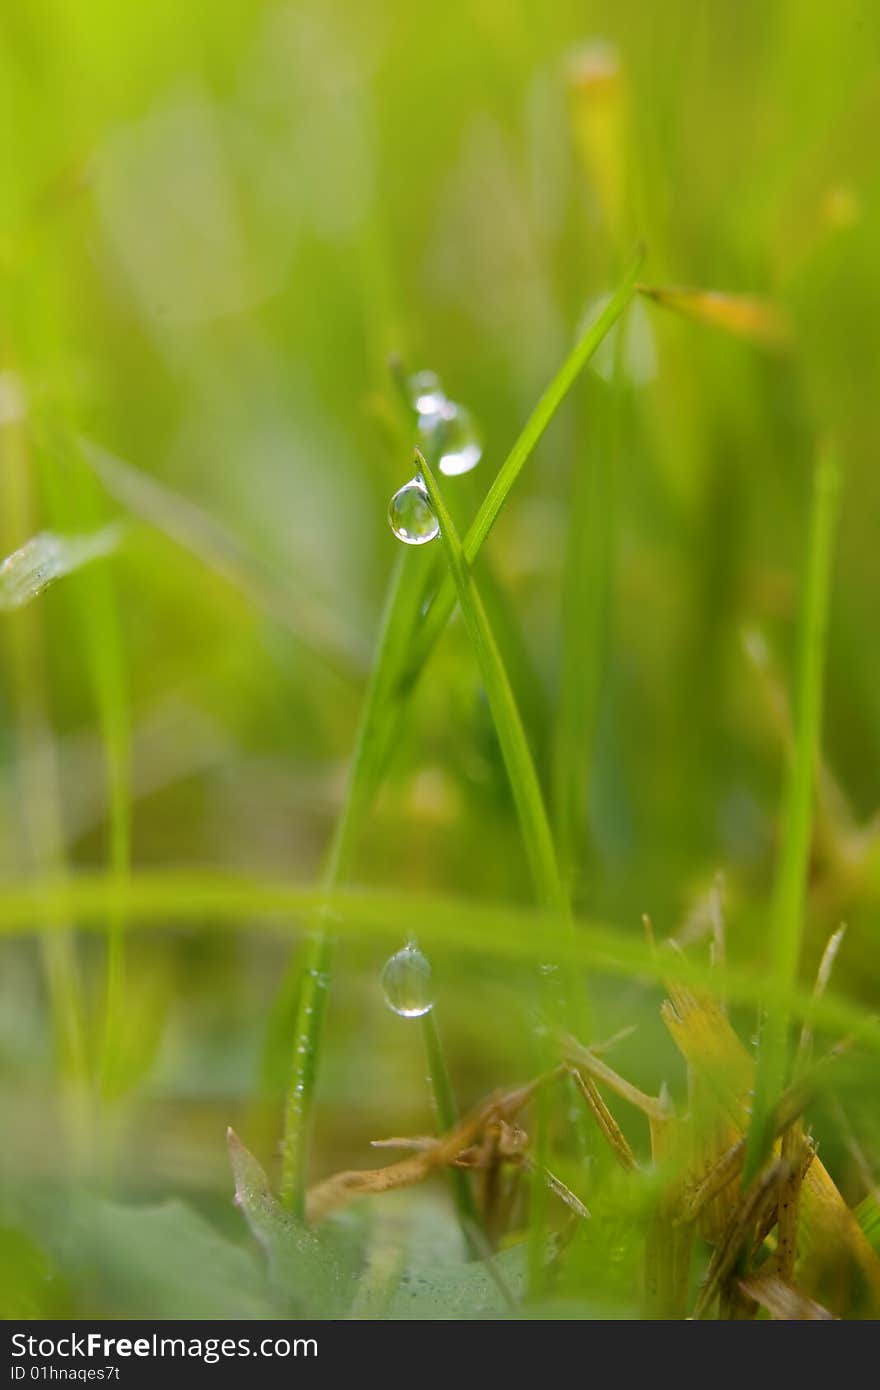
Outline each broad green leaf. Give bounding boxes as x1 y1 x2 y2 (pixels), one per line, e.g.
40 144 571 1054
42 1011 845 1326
27 1193 272 1319
387 1244 527 1320
229 1128 360 1317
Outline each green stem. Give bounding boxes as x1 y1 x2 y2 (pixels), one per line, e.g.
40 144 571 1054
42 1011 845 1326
407 246 644 681
0 400 89 1169
553 320 628 887
421 1007 482 1255
419 452 567 919
419 452 589 1276
42 439 132 1111
277 249 644 1214
279 554 426 1211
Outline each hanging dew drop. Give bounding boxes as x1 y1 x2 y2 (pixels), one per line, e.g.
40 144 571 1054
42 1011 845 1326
387 475 440 545
417 399 482 477
382 941 433 1018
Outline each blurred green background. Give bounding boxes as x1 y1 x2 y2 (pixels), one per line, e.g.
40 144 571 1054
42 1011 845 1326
1 0 879 1317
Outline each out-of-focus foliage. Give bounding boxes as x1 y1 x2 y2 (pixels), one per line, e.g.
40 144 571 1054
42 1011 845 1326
1 0 880 1318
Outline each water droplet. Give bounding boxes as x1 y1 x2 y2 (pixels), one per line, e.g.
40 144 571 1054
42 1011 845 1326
417 399 482 477
382 942 433 1018
388 476 439 545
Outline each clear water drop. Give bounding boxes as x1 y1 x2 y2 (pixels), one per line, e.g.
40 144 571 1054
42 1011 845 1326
387 476 439 545
382 941 433 1018
417 399 482 477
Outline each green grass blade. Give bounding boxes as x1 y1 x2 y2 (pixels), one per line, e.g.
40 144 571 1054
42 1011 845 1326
406 245 645 682
278 248 642 1213
856 1194 880 1252
0 403 89 1167
0 525 124 610
42 443 132 1106
79 438 370 685
744 442 840 1181
420 1008 482 1256
1 869 878 1052
419 451 566 916
553 358 625 888
278 550 432 1212
419 448 592 1202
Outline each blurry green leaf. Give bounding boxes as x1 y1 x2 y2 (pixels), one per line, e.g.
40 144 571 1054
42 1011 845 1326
0 525 125 612
0 869 879 1053
745 445 840 1182
386 1245 527 1320
93 94 291 326
586 294 656 385
29 1194 272 1319
566 40 626 235
79 438 369 681
856 1193 880 1252
0 1226 69 1318
231 1128 522 1319
419 451 566 917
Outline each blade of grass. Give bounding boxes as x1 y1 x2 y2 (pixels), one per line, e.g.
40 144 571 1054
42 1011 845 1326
0 386 89 1169
278 549 429 1213
41 442 132 1108
280 535 479 1248
278 249 643 1214
420 1007 482 1256
743 442 840 1183
78 438 370 686
405 245 645 684
553 341 626 888
418 450 588 1289
419 451 567 917
0 525 124 610
1 871 879 1052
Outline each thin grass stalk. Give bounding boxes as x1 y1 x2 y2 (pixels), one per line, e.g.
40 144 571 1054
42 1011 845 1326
4 873 880 1051
420 1007 482 1255
41 443 132 1111
278 251 644 1216
279 552 426 1211
0 395 89 1166
419 453 567 916
407 246 645 682
744 442 840 1183
553 330 627 888
419 453 587 1282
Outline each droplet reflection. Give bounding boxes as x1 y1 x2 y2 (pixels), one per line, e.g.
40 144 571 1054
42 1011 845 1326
382 941 433 1018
